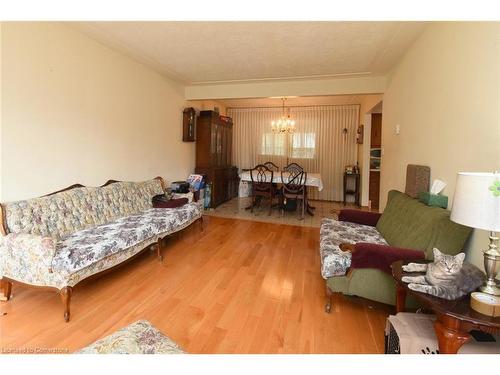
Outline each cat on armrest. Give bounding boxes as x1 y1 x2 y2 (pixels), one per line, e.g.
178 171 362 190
402 248 484 300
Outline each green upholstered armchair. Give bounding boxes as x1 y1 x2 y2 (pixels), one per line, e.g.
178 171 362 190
322 190 472 310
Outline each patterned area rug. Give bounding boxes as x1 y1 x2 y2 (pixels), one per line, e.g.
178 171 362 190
78 320 185 354
203 197 345 228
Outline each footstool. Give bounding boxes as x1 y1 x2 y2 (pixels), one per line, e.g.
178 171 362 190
78 320 185 354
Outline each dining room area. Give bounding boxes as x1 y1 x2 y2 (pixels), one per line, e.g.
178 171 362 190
193 94 378 227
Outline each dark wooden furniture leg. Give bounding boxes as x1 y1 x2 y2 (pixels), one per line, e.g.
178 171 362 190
325 285 333 313
395 284 407 313
343 174 347 205
244 198 255 210
268 192 273 216
305 190 315 216
60 286 72 322
156 238 163 261
305 188 316 210
434 316 471 354
0 279 13 301
199 216 204 232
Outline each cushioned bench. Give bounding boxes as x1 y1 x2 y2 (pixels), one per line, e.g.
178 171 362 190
0 177 203 321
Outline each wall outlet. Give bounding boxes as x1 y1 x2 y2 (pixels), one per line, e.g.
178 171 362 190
395 124 401 135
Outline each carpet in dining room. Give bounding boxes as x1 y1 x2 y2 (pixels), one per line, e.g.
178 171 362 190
203 197 374 228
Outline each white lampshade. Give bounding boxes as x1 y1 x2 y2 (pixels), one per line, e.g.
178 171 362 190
450 172 500 232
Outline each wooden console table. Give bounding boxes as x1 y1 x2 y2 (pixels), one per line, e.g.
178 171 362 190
392 260 500 354
343 172 360 206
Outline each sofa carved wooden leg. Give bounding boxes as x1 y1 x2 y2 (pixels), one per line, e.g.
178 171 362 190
0 279 13 302
199 216 204 232
60 286 72 322
156 238 163 261
325 285 333 313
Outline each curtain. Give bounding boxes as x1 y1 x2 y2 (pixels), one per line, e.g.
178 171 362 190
229 105 359 201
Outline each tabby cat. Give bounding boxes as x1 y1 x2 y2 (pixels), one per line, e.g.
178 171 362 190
402 248 484 300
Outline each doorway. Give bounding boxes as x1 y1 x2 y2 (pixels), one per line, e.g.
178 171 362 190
360 100 383 210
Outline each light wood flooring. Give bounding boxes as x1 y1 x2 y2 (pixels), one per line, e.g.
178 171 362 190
0 216 392 354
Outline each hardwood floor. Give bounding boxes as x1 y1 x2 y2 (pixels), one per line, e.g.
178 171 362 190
0 216 392 354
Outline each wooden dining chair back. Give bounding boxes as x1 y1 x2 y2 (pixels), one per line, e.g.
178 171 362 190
263 161 280 172
250 164 276 215
284 162 304 172
263 161 280 192
281 164 308 219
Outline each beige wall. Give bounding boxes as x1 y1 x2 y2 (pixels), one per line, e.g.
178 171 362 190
1 22 194 202
381 22 500 267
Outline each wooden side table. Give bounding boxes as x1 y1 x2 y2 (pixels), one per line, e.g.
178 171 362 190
392 260 500 354
343 172 360 206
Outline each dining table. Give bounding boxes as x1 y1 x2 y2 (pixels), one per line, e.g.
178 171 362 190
239 170 324 216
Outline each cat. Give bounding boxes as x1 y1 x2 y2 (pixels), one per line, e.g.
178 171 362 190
402 248 484 300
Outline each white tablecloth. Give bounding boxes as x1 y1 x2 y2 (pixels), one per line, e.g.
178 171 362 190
239 171 323 191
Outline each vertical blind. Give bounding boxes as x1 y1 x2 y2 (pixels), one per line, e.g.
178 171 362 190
228 105 359 201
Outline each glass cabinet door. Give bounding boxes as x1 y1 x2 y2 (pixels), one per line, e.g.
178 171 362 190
210 123 216 166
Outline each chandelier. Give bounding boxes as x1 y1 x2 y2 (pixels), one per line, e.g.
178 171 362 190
271 97 295 134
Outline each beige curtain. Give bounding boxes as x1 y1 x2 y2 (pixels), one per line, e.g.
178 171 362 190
229 105 359 201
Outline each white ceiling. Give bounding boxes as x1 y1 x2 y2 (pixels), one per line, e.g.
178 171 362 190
74 21 427 85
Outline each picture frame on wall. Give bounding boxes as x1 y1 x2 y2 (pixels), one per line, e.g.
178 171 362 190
356 124 364 144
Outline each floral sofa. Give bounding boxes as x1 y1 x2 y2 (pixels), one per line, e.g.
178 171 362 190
0 177 203 322
320 190 472 310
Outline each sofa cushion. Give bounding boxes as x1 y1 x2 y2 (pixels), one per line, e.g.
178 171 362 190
320 218 387 278
376 190 472 258
3 179 164 241
51 203 201 275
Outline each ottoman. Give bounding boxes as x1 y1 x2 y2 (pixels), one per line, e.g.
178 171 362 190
78 320 185 354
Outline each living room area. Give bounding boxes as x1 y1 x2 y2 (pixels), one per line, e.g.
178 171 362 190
1 1 500 373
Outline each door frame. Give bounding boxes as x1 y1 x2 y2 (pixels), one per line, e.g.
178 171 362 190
361 113 371 207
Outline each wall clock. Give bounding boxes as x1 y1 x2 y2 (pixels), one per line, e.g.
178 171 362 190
182 107 196 142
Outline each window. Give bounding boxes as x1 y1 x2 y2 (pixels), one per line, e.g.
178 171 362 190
291 132 316 159
261 133 286 156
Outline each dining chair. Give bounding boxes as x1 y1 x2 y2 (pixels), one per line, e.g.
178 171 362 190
263 161 280 193
281 164 308 219
263 161 280 172
249 164 276 216
284 162 304 171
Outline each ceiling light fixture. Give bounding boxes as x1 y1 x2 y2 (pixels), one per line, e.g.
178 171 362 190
271 98 295 134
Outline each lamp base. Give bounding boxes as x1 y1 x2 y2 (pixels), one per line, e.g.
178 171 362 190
479 283 500 296
481 232 499 296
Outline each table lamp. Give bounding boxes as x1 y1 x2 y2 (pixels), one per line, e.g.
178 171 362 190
450 172 500 295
